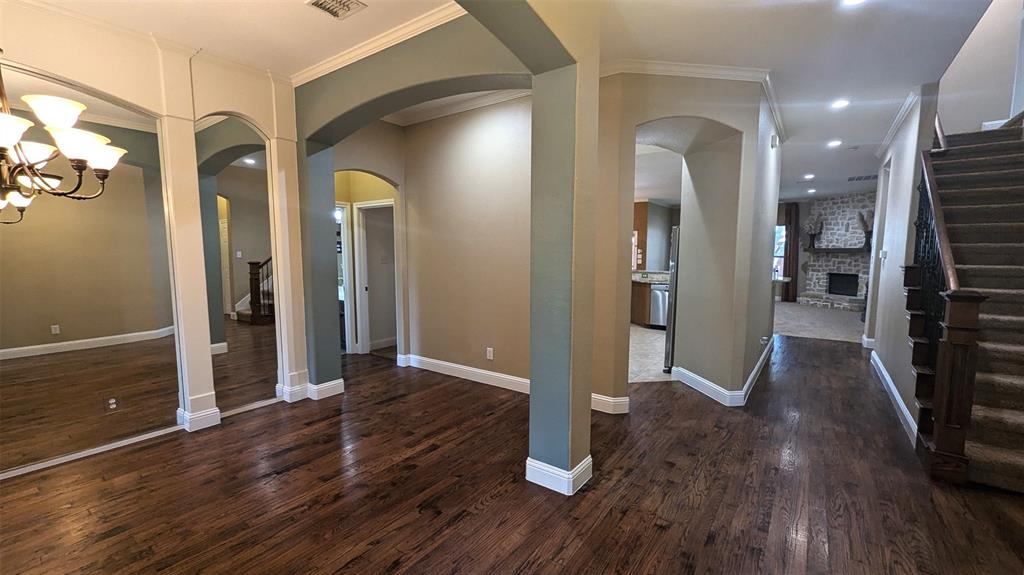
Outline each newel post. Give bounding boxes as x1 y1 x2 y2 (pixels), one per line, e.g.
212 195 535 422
248 261 263 323
928 289 987 483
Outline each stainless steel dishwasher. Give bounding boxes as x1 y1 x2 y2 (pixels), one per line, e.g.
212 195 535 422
649 284 669 328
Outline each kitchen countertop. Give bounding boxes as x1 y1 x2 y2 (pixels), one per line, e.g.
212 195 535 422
632 271 670 285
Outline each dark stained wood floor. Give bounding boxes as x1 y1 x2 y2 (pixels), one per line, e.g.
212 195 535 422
1 336 1021 574
0 320 278 469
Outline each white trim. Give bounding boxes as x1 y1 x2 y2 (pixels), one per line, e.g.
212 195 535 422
396 353 411 367
599 59 786 141
307 378 345 400
229 312 238 321
670 337 773 407
176 407 222 432
233 275 274 312
371 336 397 350
405 355 530 394
275 382 308 403
0 425 182 481
0 325 175 360
336 202 357 354
870 351 918 445
291 1 467 86
353 199 397 355
861 335 876 350
211 341 229 355
525 455 593 495
221 397 284 418
877 91 919 158
591 394 630 414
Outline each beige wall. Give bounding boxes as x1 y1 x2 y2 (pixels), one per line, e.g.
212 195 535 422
335 170 397 204
938 0 1023 133
216 166 272 305
404 97 532 378
873 89 934 425
0 160 172 349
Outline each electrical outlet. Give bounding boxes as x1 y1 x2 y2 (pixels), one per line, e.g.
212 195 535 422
50 324 61 335
106 397 120 412
236 250 243 259
485 347 494 361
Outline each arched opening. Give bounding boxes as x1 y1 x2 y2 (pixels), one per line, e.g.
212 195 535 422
194 114 281 413
628 115 744 386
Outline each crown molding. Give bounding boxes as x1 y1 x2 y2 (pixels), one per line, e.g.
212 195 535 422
290 1 467 87
381 89 531 126
876 90 919 158
600 59 787 142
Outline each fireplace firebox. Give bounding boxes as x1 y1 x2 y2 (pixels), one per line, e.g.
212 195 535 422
827 273 859 297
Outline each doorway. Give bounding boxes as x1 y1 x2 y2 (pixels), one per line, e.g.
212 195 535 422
354 200 398 358
335 203 355 352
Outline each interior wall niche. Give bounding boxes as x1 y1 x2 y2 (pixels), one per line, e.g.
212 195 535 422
0 68 179 471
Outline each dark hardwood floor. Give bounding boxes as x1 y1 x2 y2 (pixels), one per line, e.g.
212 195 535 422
1 336 1021 574
0 319 278 470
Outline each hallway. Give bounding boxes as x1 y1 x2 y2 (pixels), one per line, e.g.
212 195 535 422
1 337 1020 574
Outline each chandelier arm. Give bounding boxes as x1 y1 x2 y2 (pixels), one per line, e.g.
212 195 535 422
12 145 60 169
0 209 25 225
62 183 106 201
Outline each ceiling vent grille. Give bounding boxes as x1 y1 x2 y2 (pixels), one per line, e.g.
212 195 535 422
847 174 879 182
307 0 367 20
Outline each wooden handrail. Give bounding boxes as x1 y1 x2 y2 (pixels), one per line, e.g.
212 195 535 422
934 114 948 150
920 151 959 291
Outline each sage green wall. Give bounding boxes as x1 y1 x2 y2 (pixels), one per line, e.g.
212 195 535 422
216 166 272 305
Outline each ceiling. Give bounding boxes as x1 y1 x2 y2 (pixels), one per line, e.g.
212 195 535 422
382 89 530 126
601 0 990 201
635 145 682 205
37 0 453 81
231 151 268 171
3 67 155 131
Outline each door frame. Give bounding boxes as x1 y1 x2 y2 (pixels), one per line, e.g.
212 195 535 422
336 202 356 353
353 199 397 355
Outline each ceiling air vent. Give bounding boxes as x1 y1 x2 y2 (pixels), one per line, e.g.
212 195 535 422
307 0 367 20
847 174 879 182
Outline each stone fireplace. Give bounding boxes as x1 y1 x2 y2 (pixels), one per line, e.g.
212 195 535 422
797 191 875 312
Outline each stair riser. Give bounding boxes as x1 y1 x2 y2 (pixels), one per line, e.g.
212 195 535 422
935 140 1024 160
947 225 1024 244
933 155 1024 175
945 128 1023 147
940 189 1024 206
974 383 1024 411
979 329 1024 346
969 424 1024 450
952 245 1024 266
936 170 1024 189
978 353 1024 374
944 204 1024 225
980 301 1024 316
957 271 1024 290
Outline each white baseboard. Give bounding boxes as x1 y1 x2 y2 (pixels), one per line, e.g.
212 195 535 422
211 342 229 355
870 351 917 445
229 312 238 321
396 354 410 367
591 393 629 414
1 325 175 360
221 397 283 418
307 378 345 400
371 336 397 351
526 455 593 495
670 337 773 407
176 407 221 432
275 383 308 403
982 119 1010 130
861 334 875 349
405 355 530 394
0 425 182 481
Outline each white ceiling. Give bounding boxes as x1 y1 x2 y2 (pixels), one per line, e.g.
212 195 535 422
601 0 990 201
37 0 452 80
635 145 683 205
3 67 155 132
231 151 268 170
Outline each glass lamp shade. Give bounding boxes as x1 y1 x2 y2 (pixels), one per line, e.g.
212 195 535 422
0 196 7 210
87 145 127 171
16 141 58 167
0 113 34 149
44 127 110 161
5 190 34 208
16 174 63 190
21 95 86 129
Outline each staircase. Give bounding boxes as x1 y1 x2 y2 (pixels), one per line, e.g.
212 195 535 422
905 115 1024 493
237 258 275 325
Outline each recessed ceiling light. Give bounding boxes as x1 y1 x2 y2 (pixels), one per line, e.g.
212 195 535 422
244 158 256 165
803 174 815 180
841 0 866 6
831 99 850 110
808 189 817 194
827 140 843 148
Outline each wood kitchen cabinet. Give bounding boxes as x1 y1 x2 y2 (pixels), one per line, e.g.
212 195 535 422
631 281 652 326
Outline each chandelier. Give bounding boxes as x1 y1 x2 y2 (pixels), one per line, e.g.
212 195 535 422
0 61 127 225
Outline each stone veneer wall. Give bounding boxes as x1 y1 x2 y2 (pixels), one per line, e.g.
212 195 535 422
798 191 876 310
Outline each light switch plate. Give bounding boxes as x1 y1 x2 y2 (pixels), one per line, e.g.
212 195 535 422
236 250 243 259
50 324 61 335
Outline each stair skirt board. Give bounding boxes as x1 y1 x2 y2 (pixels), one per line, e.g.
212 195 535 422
396 354 631 414
870 351 918 445
234 276 275 312
669 337 774 408
0 326 176 360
